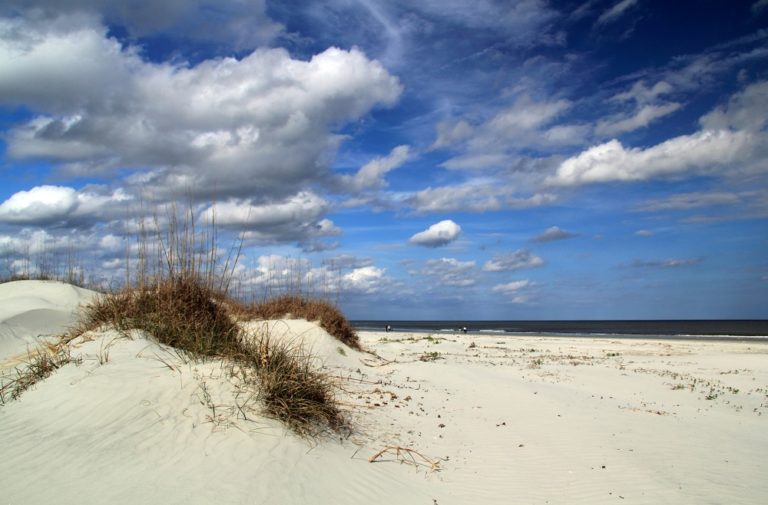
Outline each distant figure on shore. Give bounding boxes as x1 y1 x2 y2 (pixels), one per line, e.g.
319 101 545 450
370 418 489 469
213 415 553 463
386 324 392 332
461 326 467 334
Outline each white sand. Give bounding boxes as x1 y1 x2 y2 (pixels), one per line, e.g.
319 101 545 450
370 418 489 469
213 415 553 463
1 281 767 504
0 280 97 366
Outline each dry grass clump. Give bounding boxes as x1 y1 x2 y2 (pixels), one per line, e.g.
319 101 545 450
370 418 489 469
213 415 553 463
0 347 81 405
73 276 345 436
249 295 361 350
237 337 344 435
79 277 241 357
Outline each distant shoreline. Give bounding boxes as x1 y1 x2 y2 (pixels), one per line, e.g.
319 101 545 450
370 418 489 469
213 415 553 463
353 319 768 340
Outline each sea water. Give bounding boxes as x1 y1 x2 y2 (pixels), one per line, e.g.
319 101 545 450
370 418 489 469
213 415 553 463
351 320 768 340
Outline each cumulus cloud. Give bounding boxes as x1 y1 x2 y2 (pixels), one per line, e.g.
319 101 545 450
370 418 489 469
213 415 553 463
343 266 387 294
0 186 78 225
339 145 411 192
548 130 762 186
0 0 283 51
554 81 768 186
532 226 577 243
0 15 403 203
491 279 531 303
417 258 476 287
199 192 341 248
244 254 389 296
483 249 544 272
596 0 640 26
0 185 132 226
409 220 462 247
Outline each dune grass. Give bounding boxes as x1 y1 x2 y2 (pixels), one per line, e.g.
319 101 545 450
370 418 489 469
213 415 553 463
0 346 81 405
73 276 348 436
78 277 241 357
248 295 361 351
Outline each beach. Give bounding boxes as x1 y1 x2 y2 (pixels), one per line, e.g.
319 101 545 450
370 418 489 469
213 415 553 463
1 281 767 504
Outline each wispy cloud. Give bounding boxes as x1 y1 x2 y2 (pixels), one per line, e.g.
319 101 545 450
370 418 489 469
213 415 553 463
627 258 703 268
492 279 532 303
636 192 744 212
596 0 640 26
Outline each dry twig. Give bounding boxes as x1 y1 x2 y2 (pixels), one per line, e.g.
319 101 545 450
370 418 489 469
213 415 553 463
368 445 442 471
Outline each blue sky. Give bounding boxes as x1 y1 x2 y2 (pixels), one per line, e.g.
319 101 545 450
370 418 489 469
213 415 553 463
1 0 767 319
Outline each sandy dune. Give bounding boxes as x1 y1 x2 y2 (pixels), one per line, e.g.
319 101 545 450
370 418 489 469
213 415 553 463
1 281 767 504
0 280 97 366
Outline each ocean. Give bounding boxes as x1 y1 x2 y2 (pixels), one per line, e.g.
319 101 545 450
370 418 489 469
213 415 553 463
351 320 768 340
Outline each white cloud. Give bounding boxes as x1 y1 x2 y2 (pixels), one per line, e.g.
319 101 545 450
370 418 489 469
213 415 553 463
596 0 640 26
0 186 77 225
699 80 768 132
435 95 584 184
628 258 703 268
0 1 282 51
418 258 476 287
611 80 673 104
634 229 653 237
201 192 341 246
636 191 744 211
0 184 135 227
339 145 411 192
532 226 577 243
753 0 768 14
343 266 387 294
596 102 681 137
430 120 474 150
549 129 762 186
483 249 544 272
485 96 571 135
0 15 403 203
491 279 531 303
202 192 327 229
406 180 557 214
409 219 462 247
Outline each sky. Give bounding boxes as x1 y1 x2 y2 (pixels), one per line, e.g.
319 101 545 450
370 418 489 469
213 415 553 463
0 0 767 320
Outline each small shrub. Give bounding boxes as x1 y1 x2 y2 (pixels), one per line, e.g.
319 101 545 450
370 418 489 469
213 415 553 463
419 351 441 362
